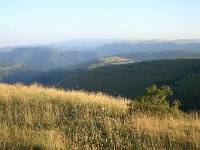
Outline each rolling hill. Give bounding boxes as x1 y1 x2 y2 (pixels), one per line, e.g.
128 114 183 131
58 58 200 110
0 46 99 83
0 40 200 148
35 56 134 85
0 47 97 69
35 50 200 86
0 43 200 101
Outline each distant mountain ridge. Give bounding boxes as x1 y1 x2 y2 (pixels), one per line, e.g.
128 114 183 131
118 50 200 61
96 41 200 56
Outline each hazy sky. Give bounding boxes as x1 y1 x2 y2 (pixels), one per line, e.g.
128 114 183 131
0 0 200 47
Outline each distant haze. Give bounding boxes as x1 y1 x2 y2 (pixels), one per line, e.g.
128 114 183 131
0 0 200 47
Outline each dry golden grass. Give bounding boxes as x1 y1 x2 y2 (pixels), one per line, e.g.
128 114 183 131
0 83 199 149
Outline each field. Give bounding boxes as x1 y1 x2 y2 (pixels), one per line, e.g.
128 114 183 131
0 83 200 149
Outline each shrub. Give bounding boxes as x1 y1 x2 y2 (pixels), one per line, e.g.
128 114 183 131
127 85 182 116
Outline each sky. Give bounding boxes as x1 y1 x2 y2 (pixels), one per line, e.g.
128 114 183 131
0 0 200 47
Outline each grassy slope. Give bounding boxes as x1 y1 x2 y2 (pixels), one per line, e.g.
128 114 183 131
59 58 200 110
0 83 200 149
